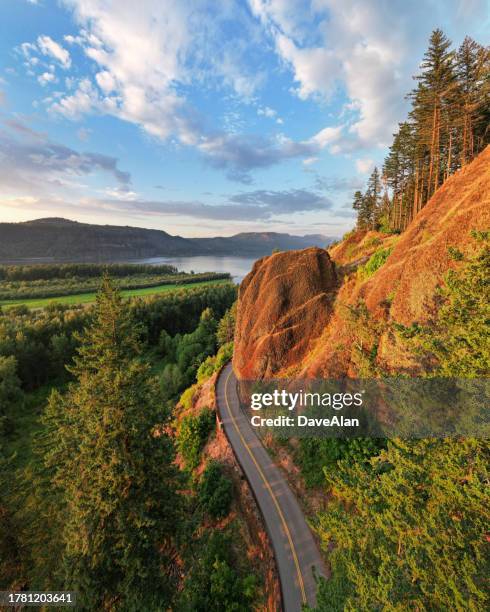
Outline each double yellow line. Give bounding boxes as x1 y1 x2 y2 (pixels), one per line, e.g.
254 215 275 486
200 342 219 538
224 368 307 605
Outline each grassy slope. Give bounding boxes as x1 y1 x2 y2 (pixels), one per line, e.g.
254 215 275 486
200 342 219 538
0 279 231 309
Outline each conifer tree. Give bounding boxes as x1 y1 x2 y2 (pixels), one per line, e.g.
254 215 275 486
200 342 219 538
411 29 456 197
455 37 490 166
352 190 367 229
43 278 180 610
316 438 490 611
364 167 382 229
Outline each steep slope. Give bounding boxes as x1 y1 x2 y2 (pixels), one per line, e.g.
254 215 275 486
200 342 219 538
233 146 490 379
233 247 337 379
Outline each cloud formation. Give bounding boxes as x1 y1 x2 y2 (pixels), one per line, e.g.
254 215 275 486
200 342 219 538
97 186 332 221
14 1 344 182
0 119 131 198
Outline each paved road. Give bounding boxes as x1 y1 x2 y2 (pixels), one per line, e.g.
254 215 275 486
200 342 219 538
216 363 327 612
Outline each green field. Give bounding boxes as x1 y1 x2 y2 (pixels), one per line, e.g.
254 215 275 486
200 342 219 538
0 279 231 309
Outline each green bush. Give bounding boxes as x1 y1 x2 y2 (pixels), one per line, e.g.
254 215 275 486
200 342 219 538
317 438 490 610
196 342 234 383
358 247 393 280
198 461 233 519
311 557 352 612
178 530 257 611
177 408 215 470
215 342 233 369
196 356 217 382
296 438 385 489
397 233 489 377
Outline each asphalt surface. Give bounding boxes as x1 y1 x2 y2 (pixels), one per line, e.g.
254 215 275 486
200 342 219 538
216 363 327 612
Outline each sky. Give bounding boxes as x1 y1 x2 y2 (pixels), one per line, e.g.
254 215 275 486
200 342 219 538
0 0 487 238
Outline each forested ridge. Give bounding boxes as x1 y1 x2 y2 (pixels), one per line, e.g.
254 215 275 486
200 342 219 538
352 29 489 232
0 217 330 262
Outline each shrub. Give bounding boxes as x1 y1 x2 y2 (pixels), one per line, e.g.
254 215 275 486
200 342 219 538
177 408 215 470
198 461 233 519
196 342 234 383
296 438 385 489
179 385 197 410
215 342 233 369
358 247 393 280
196 356 217 382
178 530 257 611
396 233 489 377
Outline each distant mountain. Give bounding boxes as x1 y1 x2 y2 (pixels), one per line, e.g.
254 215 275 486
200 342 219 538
0 218 335 263
190 232 331 256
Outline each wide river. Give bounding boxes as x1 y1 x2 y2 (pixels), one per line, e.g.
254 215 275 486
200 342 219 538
133 255 257 283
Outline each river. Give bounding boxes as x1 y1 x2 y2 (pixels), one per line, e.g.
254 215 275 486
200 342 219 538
132 255 257 283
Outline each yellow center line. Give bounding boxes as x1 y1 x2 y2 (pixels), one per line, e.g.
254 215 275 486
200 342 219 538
224 368 307 605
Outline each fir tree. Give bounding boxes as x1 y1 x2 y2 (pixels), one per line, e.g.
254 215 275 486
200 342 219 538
455 37 490 166
412 29 456 196
43 277 181 610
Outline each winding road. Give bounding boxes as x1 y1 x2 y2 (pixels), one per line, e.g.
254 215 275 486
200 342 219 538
216 363 327 612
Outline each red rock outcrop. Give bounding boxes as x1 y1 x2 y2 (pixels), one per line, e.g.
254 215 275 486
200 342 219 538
233 247 337 379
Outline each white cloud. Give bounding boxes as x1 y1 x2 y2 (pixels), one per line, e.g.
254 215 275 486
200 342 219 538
95 71 116 93
37 35 71 69
258 106 277 118
38 71 57 86
356 158 374 174
50 78 99 118
309 125 343 148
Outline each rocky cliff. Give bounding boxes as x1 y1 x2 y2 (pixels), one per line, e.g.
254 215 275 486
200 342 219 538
233 146 490 379
233 247 337 379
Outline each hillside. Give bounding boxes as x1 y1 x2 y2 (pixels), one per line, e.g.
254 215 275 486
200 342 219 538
233 145 490 379
0 218 333 263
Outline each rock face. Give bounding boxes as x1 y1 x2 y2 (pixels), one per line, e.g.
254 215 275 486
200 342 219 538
233 247 337 379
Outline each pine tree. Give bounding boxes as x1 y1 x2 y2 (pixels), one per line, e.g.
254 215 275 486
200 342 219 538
411 29 456 199
216 302 236 346
381 30 488 234
352 191 367 229
43 278 181 610
365 167 383 229
455 37 490 166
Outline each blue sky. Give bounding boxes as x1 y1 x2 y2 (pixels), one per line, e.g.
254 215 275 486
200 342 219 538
0 0 487 237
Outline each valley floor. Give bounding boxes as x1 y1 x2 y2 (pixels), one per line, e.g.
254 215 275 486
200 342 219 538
0 278 231 309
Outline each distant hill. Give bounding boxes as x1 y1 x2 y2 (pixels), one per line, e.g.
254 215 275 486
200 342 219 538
0 218 334 262
191 232 331 256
